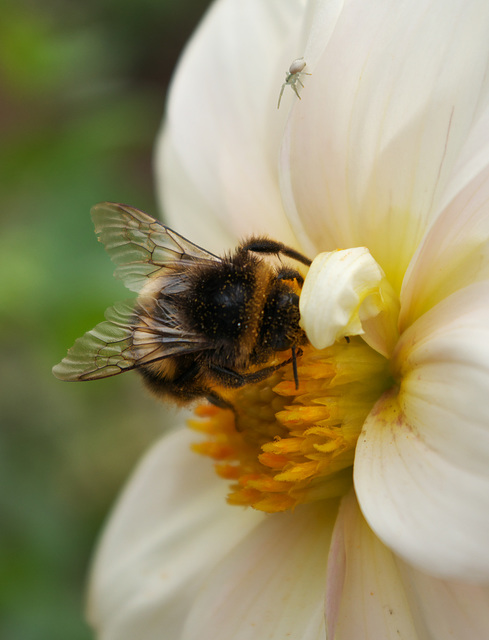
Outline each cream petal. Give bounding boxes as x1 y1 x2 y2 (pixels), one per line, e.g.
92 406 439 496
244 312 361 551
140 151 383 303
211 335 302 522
355 282 489 581
328 492 489 640
398 560 489 640
156 127 237 253
437 97 489 210
155 0 307 253
282 0 489 292
300 247 400 356
87 428 264 640
181 502 337 640
401 109 489 329
326 491 418 640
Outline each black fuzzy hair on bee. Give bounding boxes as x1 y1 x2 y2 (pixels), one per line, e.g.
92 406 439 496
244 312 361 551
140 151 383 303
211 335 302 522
53 203 311 409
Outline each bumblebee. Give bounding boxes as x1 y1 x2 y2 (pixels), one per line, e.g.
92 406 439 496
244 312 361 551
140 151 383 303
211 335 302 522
53 203 311 408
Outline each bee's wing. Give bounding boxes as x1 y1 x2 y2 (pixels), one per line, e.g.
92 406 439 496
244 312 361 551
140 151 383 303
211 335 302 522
53 301 136 381
91 202 221 292
53 299 208 381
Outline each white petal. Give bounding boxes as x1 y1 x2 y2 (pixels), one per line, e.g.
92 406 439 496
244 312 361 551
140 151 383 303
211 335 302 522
326 491 418 640
282 0 489 291
181 502 336 640
355 282 489 580
328 492 489 640
398 560 489 640
87 428 264 640
155 0 307 253
300 247 399 357
400 108 489 329
157 127 237 252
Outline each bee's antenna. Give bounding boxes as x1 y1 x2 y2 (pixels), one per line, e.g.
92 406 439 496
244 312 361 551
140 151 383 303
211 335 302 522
291 346 299 390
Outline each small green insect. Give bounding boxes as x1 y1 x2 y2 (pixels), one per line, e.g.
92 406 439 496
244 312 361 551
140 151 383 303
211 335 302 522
277 58 311 109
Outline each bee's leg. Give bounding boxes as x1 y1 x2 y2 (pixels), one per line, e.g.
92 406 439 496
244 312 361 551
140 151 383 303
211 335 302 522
240 238 311 267
209 350 302 388
291 346 299 389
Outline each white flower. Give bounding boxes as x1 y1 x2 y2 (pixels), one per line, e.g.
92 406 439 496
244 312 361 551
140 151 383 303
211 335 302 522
87 0 489 638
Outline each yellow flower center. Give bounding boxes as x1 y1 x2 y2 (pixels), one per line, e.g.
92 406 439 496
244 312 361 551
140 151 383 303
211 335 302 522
189 338 392 512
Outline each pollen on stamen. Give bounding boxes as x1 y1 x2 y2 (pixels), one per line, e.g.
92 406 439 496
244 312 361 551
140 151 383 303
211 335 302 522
188 339 392 513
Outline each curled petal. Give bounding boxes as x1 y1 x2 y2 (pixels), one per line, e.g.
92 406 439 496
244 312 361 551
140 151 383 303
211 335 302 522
300 247 399 356
355 282 489 580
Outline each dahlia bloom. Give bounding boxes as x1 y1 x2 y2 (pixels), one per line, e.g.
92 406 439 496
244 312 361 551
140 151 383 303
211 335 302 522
87 0 489 638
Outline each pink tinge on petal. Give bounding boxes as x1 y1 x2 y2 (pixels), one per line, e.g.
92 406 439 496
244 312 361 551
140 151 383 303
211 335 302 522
355 281 489 581
328 492 489 640
398 560 489 640
326 491 418 639
324 494 348 639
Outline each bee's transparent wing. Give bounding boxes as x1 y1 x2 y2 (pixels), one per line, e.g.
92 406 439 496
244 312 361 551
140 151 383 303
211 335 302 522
53 299 208 381
53 301 137 381
91 202 221 292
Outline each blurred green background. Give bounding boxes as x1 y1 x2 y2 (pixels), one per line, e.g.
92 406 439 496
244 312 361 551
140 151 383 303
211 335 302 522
0 1 210 638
